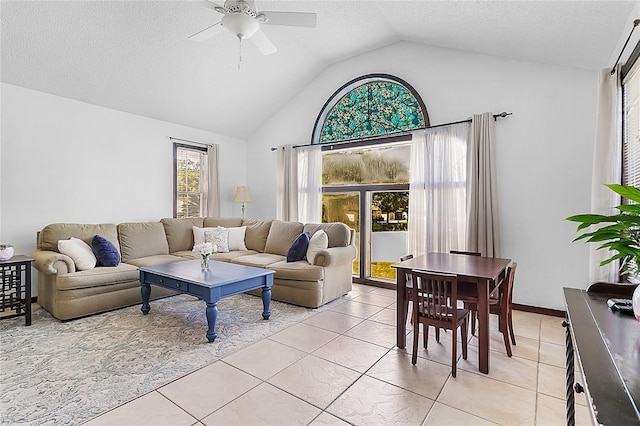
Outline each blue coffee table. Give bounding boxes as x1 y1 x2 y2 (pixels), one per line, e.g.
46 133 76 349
139 259 275 342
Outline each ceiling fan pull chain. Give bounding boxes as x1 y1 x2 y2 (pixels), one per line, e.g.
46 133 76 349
238 37 242 70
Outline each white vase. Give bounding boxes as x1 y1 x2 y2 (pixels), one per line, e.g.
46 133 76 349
633 284 640 323
0 246 14 261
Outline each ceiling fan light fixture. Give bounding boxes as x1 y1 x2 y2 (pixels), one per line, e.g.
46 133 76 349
222 12 260 39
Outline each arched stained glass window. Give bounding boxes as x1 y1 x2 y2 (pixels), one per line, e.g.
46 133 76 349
312 74 429 145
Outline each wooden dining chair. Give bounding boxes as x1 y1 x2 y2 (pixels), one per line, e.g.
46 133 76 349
450 250 482 256
463 262 518 357
401 254 444 341
410 270 469 377
400 254 414 328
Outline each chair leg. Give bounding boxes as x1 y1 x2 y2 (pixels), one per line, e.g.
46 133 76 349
508 308 517 346
470 310 476 335
435 327 440 342
412 321 419 365
404 296 410 328
499 312 513 357
461 318 468 360
423 325 429 348
451 325 457 378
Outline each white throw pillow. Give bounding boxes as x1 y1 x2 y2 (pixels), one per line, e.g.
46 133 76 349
306 230 329 265
58 237 97 270
226 226 247 251
193 226 242 252
193 226 217 247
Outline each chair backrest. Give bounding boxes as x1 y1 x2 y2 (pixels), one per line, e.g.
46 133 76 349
400 254 414 285
450 250 481 256
411 270 459 324
502 262 518 306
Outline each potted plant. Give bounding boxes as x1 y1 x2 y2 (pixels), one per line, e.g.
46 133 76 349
566 183 640 321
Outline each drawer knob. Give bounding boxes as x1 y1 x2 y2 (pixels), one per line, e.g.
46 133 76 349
159 279 164 283
175 283 180 288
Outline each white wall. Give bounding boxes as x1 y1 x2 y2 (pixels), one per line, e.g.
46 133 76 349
246 41 597 310
1 83 247 294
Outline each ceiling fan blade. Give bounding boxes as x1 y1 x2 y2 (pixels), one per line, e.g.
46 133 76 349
189 22 224 41
205 0 226 14
261 11 317 28
250 29 277 56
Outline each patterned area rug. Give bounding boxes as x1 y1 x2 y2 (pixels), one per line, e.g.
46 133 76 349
0 294 319 425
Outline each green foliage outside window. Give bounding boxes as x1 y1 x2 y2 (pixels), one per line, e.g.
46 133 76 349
176 149 204 218
322 147 410 186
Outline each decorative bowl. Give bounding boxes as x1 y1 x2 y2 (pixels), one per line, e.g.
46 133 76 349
0 245 14 261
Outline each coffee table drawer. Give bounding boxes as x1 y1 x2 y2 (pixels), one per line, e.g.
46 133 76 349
145 274 189 292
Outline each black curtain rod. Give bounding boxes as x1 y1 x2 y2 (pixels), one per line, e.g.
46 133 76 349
270 111 512 151
611 19 640 76
169 136 213 147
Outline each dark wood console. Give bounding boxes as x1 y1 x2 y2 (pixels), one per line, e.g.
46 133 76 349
563 285 640 425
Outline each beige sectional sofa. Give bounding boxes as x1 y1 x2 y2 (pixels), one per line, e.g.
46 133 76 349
32 218 356 320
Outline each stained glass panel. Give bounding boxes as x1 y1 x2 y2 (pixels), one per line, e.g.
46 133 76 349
320 81 425 143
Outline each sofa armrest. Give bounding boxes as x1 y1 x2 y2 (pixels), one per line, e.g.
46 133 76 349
31 249 76 274
313 245 356 267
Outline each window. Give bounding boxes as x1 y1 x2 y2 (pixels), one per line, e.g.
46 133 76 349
174 143 207 218
623 56 640 191
312 74 428 145
314 75 428 286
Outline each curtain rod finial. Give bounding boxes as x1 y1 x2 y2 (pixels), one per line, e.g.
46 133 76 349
634 18 640 26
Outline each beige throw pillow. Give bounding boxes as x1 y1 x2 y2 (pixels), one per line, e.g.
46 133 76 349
58 237 97 270
306 230 328 265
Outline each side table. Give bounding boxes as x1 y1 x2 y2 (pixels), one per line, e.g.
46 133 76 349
0 255 34 326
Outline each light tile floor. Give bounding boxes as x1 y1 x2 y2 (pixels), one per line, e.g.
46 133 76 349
85 284 592 426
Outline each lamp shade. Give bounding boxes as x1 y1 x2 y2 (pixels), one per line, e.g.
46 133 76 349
233 186 253 203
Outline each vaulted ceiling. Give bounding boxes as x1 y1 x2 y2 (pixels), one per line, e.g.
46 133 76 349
1 1 635 140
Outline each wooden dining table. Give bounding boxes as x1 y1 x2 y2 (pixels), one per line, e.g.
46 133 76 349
392 252 511 374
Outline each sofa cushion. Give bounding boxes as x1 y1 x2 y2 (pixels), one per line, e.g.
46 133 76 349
268 260 324 281
203 217 243 228
303 223 351 248
265 220 304 256
56 263 139 290
242 219 273 252
286 232 310 262
118 222 169 263
91 235 121 266
307 230 329 265
161 217 204 253
231 253 285 268
58 237 97 271
209 250 258 262
39 223 119 252
124 254 185 268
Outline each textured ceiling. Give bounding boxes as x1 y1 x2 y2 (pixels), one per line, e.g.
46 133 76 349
1 1 635 140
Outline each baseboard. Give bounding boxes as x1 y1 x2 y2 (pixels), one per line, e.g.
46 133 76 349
513 303 565 317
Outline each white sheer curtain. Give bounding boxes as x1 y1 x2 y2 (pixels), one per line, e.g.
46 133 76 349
276 144 298 221
408 123 469 256
297 145 322 223
466 112 500 257
590 66 622 283
202 144 220 217
276 144 322 222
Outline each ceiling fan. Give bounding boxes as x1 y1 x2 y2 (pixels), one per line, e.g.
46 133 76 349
189 0 317 56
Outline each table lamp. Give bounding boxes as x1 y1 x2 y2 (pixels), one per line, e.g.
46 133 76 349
233 186 253 219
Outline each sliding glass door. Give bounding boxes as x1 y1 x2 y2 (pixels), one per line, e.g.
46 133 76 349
321 142 410 286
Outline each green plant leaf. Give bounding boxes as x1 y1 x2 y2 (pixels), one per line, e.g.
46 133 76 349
606 184 640 203
617 204 640 213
